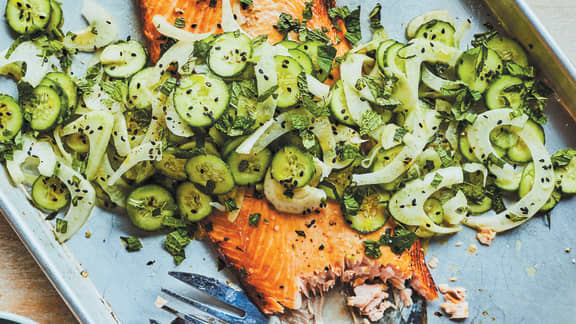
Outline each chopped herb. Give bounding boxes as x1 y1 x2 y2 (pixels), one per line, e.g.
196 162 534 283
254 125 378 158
359 110 383 136
223 198 238 212
193 38 212 64
302 1 314 23
258 85 279 102
101 79 128 103
471 30 497 48
249 213 261 227
162 215 187 228
327 7 350 32
120 236 143 252
337 144 361 161
343 7 361 45
55 218 68 234
174 17 186 29
155 77 178 96
506 62 534 79
368 3 383 32
379 228 417 254
393 127 409 143
438 147 453 167
297 72 331 117
164 229 191 265
363 239 382 259
431 173 444 188
277 13 300 38
488 153 505 168
552 150 575 168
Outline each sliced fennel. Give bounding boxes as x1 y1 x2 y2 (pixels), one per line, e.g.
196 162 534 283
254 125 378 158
0 41 57 87
107 141 163 185
112 113 131 157
263 172 326 214
389 166 464 234
152 15 211 43
54 160 96 242
7 136 57 186
62 111 115 180
94 156 130 208
442 191 468 225
63 0 118 52
310 117 337 179
463 109 555 232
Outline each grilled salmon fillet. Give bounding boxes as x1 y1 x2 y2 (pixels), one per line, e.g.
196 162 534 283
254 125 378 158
204 199 438 314
139 0 350 62
139 0 437 317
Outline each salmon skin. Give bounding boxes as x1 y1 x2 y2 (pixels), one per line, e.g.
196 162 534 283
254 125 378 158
204 198 438 315
139 0 350 62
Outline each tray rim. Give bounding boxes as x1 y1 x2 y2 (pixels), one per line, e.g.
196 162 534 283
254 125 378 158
1 0 575 323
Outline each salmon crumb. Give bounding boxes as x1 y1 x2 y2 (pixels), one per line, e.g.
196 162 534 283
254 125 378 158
449 277 457 282
85 231 91 238
468 244 478 254
455 242 463 247
155 296 168 308
428 256 440 269
476 229 496 246
439 284 468 320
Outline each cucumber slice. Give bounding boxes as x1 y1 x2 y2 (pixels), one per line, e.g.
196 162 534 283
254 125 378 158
185 154 235 195
383 42 406 75
208 32 252 77
276 40 300 49
406 10 455 39
126 184 177 231
424 198 444 224
330 81 355 126
228 149 272 185
490 126 519 149
288 49 313 74
64 133 89 153
174 74 229 127
507 121 545 163
274 56 302 109
414 20 456 46
468 196 492 215
128 67 165 109
101 40 147 78
63 0 118 52
486 35 529 67
519 162 561 211
344 192 390 234
375 39 397 73
177 182 212 222
44 72 78 116
0 95 23 142
270 146 315 189
221 136 246 159
297 41 330 81
486 75 524 110
5 0 51 34
456 47 503 93
47 0 63 38
319 166 353 200
25 86 61 131
32 176 70 212
153 147 188 181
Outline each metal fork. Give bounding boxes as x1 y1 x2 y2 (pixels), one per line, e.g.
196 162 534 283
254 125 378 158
153 271 268 324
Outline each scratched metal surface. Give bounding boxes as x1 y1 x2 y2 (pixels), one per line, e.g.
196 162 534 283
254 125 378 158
0 0 575 323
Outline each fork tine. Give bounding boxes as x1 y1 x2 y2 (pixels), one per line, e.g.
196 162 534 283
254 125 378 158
158 303 208 324
161 288 240 324
168 272 268 323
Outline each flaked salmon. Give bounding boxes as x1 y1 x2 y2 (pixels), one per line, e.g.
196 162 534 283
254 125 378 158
140 0 350 63
204 198 437 315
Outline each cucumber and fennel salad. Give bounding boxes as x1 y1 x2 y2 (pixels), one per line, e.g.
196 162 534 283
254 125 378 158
0 0 574 264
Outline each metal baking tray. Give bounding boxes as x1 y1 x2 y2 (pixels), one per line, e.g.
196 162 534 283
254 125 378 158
1 0 575 323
